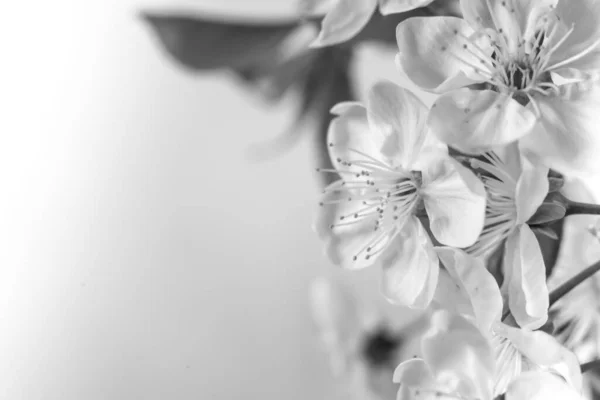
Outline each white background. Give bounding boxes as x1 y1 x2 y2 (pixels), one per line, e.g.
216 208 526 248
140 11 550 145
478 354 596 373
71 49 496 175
0 1 428 399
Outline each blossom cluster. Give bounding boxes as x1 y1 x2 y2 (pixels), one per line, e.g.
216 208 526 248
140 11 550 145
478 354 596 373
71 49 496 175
310 0 600 398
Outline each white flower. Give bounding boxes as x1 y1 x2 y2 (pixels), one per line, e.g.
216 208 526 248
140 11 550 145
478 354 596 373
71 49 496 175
314 81 486 308
466 144 549 329
309 277 428 400
394 308 584 400
310 0 435 47
432 248 581 397
396 0 600 174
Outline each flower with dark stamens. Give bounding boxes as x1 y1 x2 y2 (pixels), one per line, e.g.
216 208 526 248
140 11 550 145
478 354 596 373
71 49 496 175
396 0 600 175
314 81 486 308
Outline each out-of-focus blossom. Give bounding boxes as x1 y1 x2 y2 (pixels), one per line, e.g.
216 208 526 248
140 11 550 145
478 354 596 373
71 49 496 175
394 311 496 400
550 179 600 364
309 277 428 400
314 81 486 308
505 371 586 400
396 0 600 175
432 248 581 398
466 144 549 329
311 0 435 47
394 308 583 400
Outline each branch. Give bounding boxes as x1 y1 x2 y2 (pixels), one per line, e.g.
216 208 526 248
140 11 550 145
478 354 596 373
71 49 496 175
549 259 600 307
581 359 600 374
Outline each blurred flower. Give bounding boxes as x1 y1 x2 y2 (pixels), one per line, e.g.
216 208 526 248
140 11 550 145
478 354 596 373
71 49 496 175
314 81 486 307
396 0 600 175
394 308 583 400
549 179 600 365
433 248 580 397
467 144 549 329
309 277 428 400
310 0 435 47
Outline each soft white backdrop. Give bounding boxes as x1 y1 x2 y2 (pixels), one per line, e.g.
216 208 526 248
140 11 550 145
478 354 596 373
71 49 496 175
1 1 429 399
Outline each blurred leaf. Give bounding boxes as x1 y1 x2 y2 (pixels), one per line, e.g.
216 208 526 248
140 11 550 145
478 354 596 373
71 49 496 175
141 12 302 71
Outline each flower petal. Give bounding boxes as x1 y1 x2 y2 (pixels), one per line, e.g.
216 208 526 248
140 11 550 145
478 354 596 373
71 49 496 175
422 311 495 400
366 81 434 170
327 100 393 181
393 358 439 400
503 225 549 330
428 88 538 154
310 0 377 47
460 0 558 52
314 183 406 269
547 0 600 73
380 217 438 308
520 80 600 175
435 248 503 332
494 324 583 393
506 371 584 400
396 16 491 93
421 157 486 248
378 0 435 14
515 156 549 224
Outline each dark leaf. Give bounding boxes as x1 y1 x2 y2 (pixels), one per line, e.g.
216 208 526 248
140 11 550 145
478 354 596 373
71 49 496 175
141 12 302 71
531 225 559 240
527 201 567 225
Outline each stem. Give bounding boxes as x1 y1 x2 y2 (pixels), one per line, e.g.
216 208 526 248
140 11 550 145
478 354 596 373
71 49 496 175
566 200 600 216
549 259 600 307
581 359 600 373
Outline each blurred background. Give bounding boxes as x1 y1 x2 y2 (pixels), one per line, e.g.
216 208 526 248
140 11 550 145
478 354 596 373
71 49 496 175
0 1 433 399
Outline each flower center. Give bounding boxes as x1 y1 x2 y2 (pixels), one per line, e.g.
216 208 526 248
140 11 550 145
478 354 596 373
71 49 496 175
319 147 423 262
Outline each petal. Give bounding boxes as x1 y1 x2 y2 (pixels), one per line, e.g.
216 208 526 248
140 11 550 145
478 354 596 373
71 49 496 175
327 100 392 181
314 183 405 269
310 0 377 47
394 359 440 400
515 156 549 224
428 88 538 154
503 225 549 330
378 0 435 15
396 16 491 93
435 248 503 332
393 358 433 385
366 81 435 169
380 217 439 308
520 80 600 175
547 0 600 72
460 0 558 52
494 324 583 393
506 372 584 400
421 157 486 247
422 311 495 400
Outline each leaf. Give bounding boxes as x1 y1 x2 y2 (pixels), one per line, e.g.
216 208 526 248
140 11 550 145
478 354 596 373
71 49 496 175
531 225 559 240
527 201 567 225
141 12 302 71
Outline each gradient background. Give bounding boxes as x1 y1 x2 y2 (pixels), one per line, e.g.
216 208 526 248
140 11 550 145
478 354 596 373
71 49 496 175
1 1 432 399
